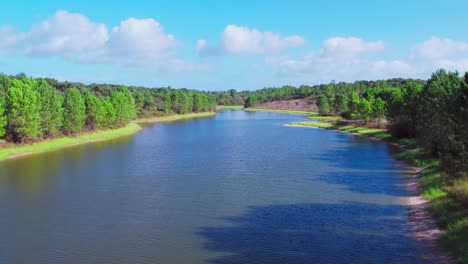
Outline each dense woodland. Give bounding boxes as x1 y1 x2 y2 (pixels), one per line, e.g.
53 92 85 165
0 74 216 143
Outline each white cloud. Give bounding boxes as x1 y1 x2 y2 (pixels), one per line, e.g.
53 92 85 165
0 11 108 58
23 11 108 57
198 25 304 56
79 18 178 66
320 37 385 61
266 37 415 83
411 37 468 60
0 11 200 72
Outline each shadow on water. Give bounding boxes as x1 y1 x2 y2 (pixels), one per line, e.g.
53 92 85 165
309 133 411 196
198 202 424 264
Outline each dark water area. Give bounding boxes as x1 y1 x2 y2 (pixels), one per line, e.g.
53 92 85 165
0 110 426 263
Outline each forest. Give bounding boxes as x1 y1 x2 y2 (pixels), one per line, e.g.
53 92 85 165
0 74 216 143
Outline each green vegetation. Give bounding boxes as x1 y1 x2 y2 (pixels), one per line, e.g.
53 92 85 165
290 121 392 140
216 105 244 109
0 123 142 160
244 108 315 115
0 73 217 146
135 112 216 123
214 79 425 107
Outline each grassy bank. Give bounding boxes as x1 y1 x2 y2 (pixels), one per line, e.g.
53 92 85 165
245 108 316 115
0 123 142 161
216 105 244 110
135 112 216 123
290 120 467 263
0 112 217 162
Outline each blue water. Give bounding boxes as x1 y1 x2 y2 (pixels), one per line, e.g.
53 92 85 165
0 110 425 263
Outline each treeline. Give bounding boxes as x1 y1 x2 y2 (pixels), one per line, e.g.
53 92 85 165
212 78 425 107
315 70 467 175
0 74 216 143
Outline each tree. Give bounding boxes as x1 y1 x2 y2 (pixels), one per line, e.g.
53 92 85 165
63 88 86 134
373 97 386 127
5 78 42 142
357 97 372 123
348 92 360 122
163 90 172 113
37 80 63 137
418 70 462 153
99 97 116 128
84 91 104 129
0 98 7 138
111 87 136 126
244 95 257 108
334 94 349 113
318 93 331 115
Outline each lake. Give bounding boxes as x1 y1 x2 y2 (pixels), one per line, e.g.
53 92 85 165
0 110 426 263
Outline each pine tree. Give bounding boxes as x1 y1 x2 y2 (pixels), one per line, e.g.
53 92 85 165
5 78 42 142
63 88 86 134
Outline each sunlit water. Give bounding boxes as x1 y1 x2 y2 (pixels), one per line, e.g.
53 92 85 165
0 110 426 263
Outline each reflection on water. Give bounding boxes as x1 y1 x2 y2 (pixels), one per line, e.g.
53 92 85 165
0 110 425 263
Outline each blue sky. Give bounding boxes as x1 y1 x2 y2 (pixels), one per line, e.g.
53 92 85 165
1 0 468 90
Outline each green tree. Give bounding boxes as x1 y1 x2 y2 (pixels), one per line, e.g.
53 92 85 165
99 97 116 128
334 94 349 113
0 99 7 137
373 97 386 127
37 80 63 137
63 88 86 134
244 95 257 108
5 78 42 142
163 90 172 113
318 93 331 115
84 91 104 129
357 97 372 123
347 92 360 122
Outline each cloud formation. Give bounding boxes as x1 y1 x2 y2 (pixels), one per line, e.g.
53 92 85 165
79 18 178 66
0 11 193 71
197 25 304 56
411 37 468 60
264 37 417 84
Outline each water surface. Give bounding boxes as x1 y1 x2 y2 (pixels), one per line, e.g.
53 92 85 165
0 110 424 263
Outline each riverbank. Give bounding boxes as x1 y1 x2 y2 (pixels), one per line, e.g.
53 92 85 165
134 112 216 123
216 105 244 110
0 112 216 162
0 123 142 161
244 108 315 115
289 120 466 263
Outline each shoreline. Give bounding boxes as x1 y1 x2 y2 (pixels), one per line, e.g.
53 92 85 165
0 112 216 162
287 122 454 263
244 108 315 115
134 112 216 123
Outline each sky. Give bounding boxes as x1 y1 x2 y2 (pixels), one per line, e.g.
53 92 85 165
0 0 467 90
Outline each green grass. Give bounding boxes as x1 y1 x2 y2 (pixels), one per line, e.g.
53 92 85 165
244 108 316 115
290 119 468 263
135 112 216 123
290 121 392 141
308 115 343 121
216 105 244 109
0 112 217 162
0 123 142 160
419 168 468 263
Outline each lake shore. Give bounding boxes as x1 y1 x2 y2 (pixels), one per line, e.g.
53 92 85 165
244 108 315 115
134 112 216 123
288 120 455 263
0 112 216 162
